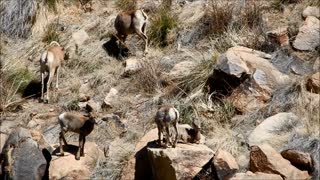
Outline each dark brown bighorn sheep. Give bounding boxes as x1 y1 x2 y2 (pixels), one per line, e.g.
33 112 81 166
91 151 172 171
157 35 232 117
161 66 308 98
114 9 148 55
40 41 66 103
155 104 179 148
57 109 97 160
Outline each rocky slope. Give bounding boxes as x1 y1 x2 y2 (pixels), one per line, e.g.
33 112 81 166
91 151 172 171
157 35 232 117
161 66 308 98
0 0 319 179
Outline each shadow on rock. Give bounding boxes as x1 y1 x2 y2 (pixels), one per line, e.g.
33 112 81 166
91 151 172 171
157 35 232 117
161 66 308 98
102 35 129 60
52 144 79 158
22 76 48 99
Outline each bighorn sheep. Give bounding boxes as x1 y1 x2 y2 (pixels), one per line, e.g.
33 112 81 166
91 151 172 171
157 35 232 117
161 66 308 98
40 41 66 103
155 104 179 148
114 9 148 54
178 119 202 144
57 110 97 160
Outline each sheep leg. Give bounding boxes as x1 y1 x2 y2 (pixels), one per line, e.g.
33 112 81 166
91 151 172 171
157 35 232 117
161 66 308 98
76 134 83 160
173 122 178 148
55 66 60 89
164 125 171 148
59 131 65 156
81 136 85 157
157 123 163 146
46 71 54 103
41 72 45 101
135 29 148 54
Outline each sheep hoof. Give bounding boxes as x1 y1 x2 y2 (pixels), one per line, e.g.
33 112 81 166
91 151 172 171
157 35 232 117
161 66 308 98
57 152 64 156
75 156 80 160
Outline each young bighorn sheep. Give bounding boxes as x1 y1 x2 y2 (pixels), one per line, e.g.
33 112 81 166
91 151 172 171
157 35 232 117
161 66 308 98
114 9 148 54
57 110 97 160
40 41 66 103
178 119 202 144
155 104 179 148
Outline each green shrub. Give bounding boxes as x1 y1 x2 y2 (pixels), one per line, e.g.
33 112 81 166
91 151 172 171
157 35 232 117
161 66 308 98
8 68 35 94
42 23 59 43
115 0 136 11
44 0 57 12
148 7 177 47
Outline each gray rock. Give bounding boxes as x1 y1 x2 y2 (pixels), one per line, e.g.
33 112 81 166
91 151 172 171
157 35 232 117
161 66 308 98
293 16 320 51
302 6 320 19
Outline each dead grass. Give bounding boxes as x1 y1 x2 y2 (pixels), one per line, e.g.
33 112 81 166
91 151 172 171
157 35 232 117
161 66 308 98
115 0 136 11
42 23 60 43
148 7 178 47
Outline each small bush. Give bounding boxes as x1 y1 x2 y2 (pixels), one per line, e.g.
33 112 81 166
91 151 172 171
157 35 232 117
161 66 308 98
115 0 136 11
148 7 177 47
42 23 59 43
44 0 57 12
271 0 301 11
7 68 35 94
242 2 264 29
204 1 234 36
133 60 162 94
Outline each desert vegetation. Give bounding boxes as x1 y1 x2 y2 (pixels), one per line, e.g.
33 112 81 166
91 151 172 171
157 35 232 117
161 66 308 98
0 0 319 179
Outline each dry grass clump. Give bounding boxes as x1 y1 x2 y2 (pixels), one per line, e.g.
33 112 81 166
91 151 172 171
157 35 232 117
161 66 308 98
0 0 37 38
115 0 136 11
204 1 234 36
148 7 178 47
42 23 60 43
133 60 162 94
44 0 57 12
176 53 218 95
271 0 302 11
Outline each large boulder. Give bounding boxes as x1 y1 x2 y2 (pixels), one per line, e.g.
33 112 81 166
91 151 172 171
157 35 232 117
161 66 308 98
281 149 314 173
0 128 50 180
248 113 301 149
122 58 142 77
102 88 119 108
230 171 282 180
250 144 309 179
212 149 239 180
306 72 320 94
148 143 214 180
293 16 320 51
208 46 289 101
49 142 102 179
302 6 320 19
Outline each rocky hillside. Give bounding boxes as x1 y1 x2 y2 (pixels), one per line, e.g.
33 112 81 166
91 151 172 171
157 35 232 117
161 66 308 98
0 0 319 179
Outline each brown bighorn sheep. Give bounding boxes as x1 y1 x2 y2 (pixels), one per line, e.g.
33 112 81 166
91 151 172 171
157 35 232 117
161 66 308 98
114 9 148 54
178 119 202 144
40 41 66 103
155 104 179 148
57 110 97 160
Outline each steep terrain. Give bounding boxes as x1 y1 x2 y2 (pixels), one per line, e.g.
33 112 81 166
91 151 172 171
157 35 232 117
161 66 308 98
0 0 319 179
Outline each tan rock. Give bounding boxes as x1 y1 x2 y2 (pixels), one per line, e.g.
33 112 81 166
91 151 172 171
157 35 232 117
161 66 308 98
302 6 320 19
250 144 309 179
306 72 320 94
248 113 300 149
213 149 239 179
49 142 102 180
267 26 289 47
103 88 118 108
122 58 142 77
230 171 282 180
148 143 214 180
166 60 197 80
293 16 320 51
281 149 313 172
72 29 89 46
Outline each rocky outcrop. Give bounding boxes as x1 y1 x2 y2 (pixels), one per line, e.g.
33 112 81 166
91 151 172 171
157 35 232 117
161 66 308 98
267 26 289 47
122 58 142 77
0 128 50 180
148 143 214 180
102 88 118 108
208 46 290 112
306 72 320 94
281 149 314 173
302 6 320 19
248 113 301 149
49 142 102 179
250 144 309 179
230 171 282 180
212 149 239 180
293 16 320 51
